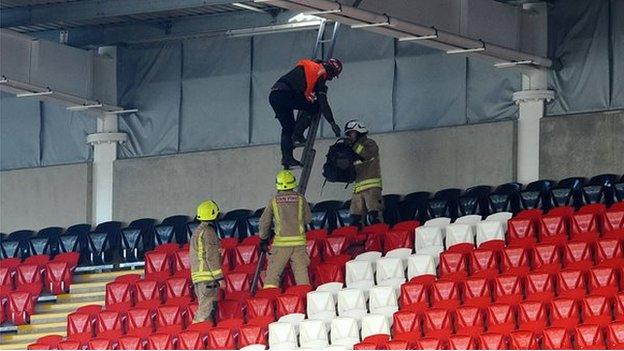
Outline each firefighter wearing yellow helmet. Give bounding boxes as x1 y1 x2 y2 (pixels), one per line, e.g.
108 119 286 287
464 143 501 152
258 170 312 288
189 199 223 323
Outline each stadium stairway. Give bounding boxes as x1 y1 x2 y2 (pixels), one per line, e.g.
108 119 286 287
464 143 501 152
0 270 143 350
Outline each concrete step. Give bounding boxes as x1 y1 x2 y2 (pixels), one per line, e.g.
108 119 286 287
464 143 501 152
69 281 108 294
1 331 65 344
55 291 106 304
30 311 73 325
17 322 66 335
36 300 104 314
0 341 30 350
72 270 144 284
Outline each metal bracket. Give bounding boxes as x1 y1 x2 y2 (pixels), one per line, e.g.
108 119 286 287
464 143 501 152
398 26 438 42
67 101 103 111
512 89 555 104
86 132 128 145
494 60 534 69
351 14 392 29
447 39 486 54
305 2 342 16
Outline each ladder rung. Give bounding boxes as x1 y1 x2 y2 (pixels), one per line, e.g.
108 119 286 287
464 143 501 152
319 39 334 43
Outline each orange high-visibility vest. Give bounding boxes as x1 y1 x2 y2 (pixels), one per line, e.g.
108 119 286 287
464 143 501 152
296 59 327 101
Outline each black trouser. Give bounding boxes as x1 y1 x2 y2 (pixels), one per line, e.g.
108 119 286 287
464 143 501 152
269 89 319 161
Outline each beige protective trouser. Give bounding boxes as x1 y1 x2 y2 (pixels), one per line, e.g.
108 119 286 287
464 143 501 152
350 187 384 218
264 246 310 288
193 282 218 323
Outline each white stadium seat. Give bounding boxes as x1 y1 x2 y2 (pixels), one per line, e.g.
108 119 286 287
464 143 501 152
337 288 368 322
315 282 344 302
415 226 444 251
424 217 452 227
307 291 336 324
407 254 437 280
299 319 329 348
241 345 267 351
486 212 513 232
476 220 505 246
368 286 399 318
375 257 406 289
414 246 444 266
384 248 412 267
354 251 383 272
361 314 391 339
345 260 375 293
325 346 349 351
278 313 306 335
330 317 361 348
269 322 298 349
445 223 475 249
454 215 483 225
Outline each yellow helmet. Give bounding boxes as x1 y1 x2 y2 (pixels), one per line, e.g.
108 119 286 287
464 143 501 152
196 199 220 221
276 170 297 191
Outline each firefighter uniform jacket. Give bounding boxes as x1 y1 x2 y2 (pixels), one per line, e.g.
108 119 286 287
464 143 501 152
189 222 223 284
259 190 312 247
352 136 382 194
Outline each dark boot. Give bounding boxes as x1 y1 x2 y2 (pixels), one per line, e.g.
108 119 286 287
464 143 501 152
282 156 303 169
292 112 313 145
350 215 363 230
367 211 382 224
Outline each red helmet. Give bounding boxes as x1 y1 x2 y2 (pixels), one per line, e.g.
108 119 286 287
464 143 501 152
325 58 343 79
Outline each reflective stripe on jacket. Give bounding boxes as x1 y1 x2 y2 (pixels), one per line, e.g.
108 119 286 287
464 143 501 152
189 222 223 284
259 190 312 247
352 136 382 194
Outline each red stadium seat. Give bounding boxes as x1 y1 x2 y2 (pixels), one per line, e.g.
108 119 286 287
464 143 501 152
217 318 243 331
469 248 499 280
57 340 83 350
324 254 351 267
239 323 268 348
8 291 35 325
595 238 623 267
144 251 173 281
224 271 252 301
86 338 113 350
588 266 619 298
186 302 198 322
105 281 134 312
174 250 191 273
501 246 531 277
525 271 555 302
516 209 543 219
556 269 587 300
384 230 413 252
563 241 594 271
392 310 422 336
362 334 390 347
399 281 430 314
155 243 180 253
518 300 548 332
539 215 569 245
0 261 15 291
431 279 461 310
415 337 447 350
603 209 624 238
285 284 312 300
542 327 573 349
306 239 323 264
234 244 261 271
314 263 344 287
393 331 421 346
28 343 51 350
454 305 485 337
134 279 162 309
362 223 389 237
570 212 601 243
574 324 606 349
220 238 237 273
532 243 562 274
95 310 124 339
146 333 175 350
54 252 80 271
615 292 624 321
353 342 378 350
486 303 516 334
24 254 50 266
364 231 384 252
164 276 192 305
393 220 420 233
439 251 468 281
507 217 538 248
607 321 624 349
67 311 95 343
462 277 493 309
478 240 506 253
386 339 411 350
275 293 304 318
493 274 524 305
550 297 581 331
156 304 185 333
579 203 607 214
448 335 479 350
178 330 205 349
76 304 102 314
332 226 358 242
306 229 328 240
36 335 63 348
323 236 350 257
255 287 281 301
216 299 245 322
117 335 144 350
45 261 72 294
15 263 43 295
509 330 539 350
207 327 237 350
581 295 613 327
423 308 454 340
478 333 508 350
0 300 4 325
549 206 574 217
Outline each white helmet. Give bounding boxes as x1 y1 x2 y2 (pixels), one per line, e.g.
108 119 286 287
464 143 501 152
344 119 368 134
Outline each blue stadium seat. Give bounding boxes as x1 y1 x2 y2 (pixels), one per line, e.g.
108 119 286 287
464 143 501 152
154 224 176 245
459 186 491 216
246 208 265 237
615 175 624 202
582 174 619 205
399 192 430 222
489 182 522 214
337 201 353 227
2 230 35 259
520 180 555 211
310 201 342 231
28 227 63 257
128 218 156 251
381 194 403 226
428 188 463 219
161 215 191 244
556 177 586 207
186 220 200 242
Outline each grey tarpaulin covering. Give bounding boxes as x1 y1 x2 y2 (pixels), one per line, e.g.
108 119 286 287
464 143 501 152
180 37 251 152
395 42 466 130
0 93 41 170
612 0 624 108
40 103 95 166
547 0 611 115
466 58 520 123
117 43 182 158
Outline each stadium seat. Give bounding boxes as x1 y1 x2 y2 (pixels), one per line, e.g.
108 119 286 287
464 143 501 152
486 303 516 334
164 275 192 305
27 343 51 350
105 281 134 312
542 326 573 349
369 286 398 317
439 251 468 281
538 214 569 245
424 217 451 227
501 246 531 276
581 295 613 327
268 322 298 349
95 310 124 339
224 271 252 301
15 263 43 295
563 240 594 271
462 276 493 309
173 249 190 272
520 180 555 211
306 239 323 264
518 300 548 332
375 257 406 289
239 324 268 348
406 254 436 280
532 243 562 274
57 340 83 350
469 248 498 279
314 263 344 287
445 224 475 252
384 230 413 252
134 279 162 309
53 252 80 271
323 236 350 257
603 209 624 238
144 251 172 282
570 212 601 243
556 269 587 300
574 323 606 349
155 304 185 333
479 332 509 350
422 308 453 339
525 271 555 302
448 334 479 350
276 294 305 318
86 338 114 350
186 302 198 322
399 280 430 313
476 221 505 246
206 327 237 350
384 248 412 267
306 290 336 323
361 314 391 339
392 310 422 336
588 265 619 297
607 321 624 349
354 251 383 271
246 296 275 322
216 299 245 322
330 317 360 347
459 186 491 216
173 330 203 349
595 238 623 267
509 330 539 350
393 220 420 233
550 297 580 331
494 274 524 305
337 288 368 321
455 305 485 337
507 216 538 247
116 335 144 350
67 311 95 343
415 226 444 253
314 281 343 301
299 319 329 348
146 333 175 350
7 290 34 325
45 260 72 294
431 279 461 309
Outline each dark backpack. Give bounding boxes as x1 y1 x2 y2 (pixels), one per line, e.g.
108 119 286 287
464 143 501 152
323 138 356 184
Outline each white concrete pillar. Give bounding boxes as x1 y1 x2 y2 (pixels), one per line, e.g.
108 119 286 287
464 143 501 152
512 68 554 184
87 113 127 224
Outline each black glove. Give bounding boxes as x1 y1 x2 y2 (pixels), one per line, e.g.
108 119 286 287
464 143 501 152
331 122 342 137
259 239 269 253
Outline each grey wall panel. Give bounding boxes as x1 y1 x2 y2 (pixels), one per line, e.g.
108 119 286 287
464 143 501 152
0 163 91 233
547 0 610 115
113 120 515 223
0 31 31 82
540 110 624 180
612 0 624 108
41 102 95 166
467 58 520 123
250 31 317 145
117 43 181 158
461 0 520 50
180 37 251 151
359 0 462 34
320 27 394 137
0 92 41 170
395 43 467 130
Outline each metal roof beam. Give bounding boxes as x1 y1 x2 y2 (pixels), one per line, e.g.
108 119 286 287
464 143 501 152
1 0 246 28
